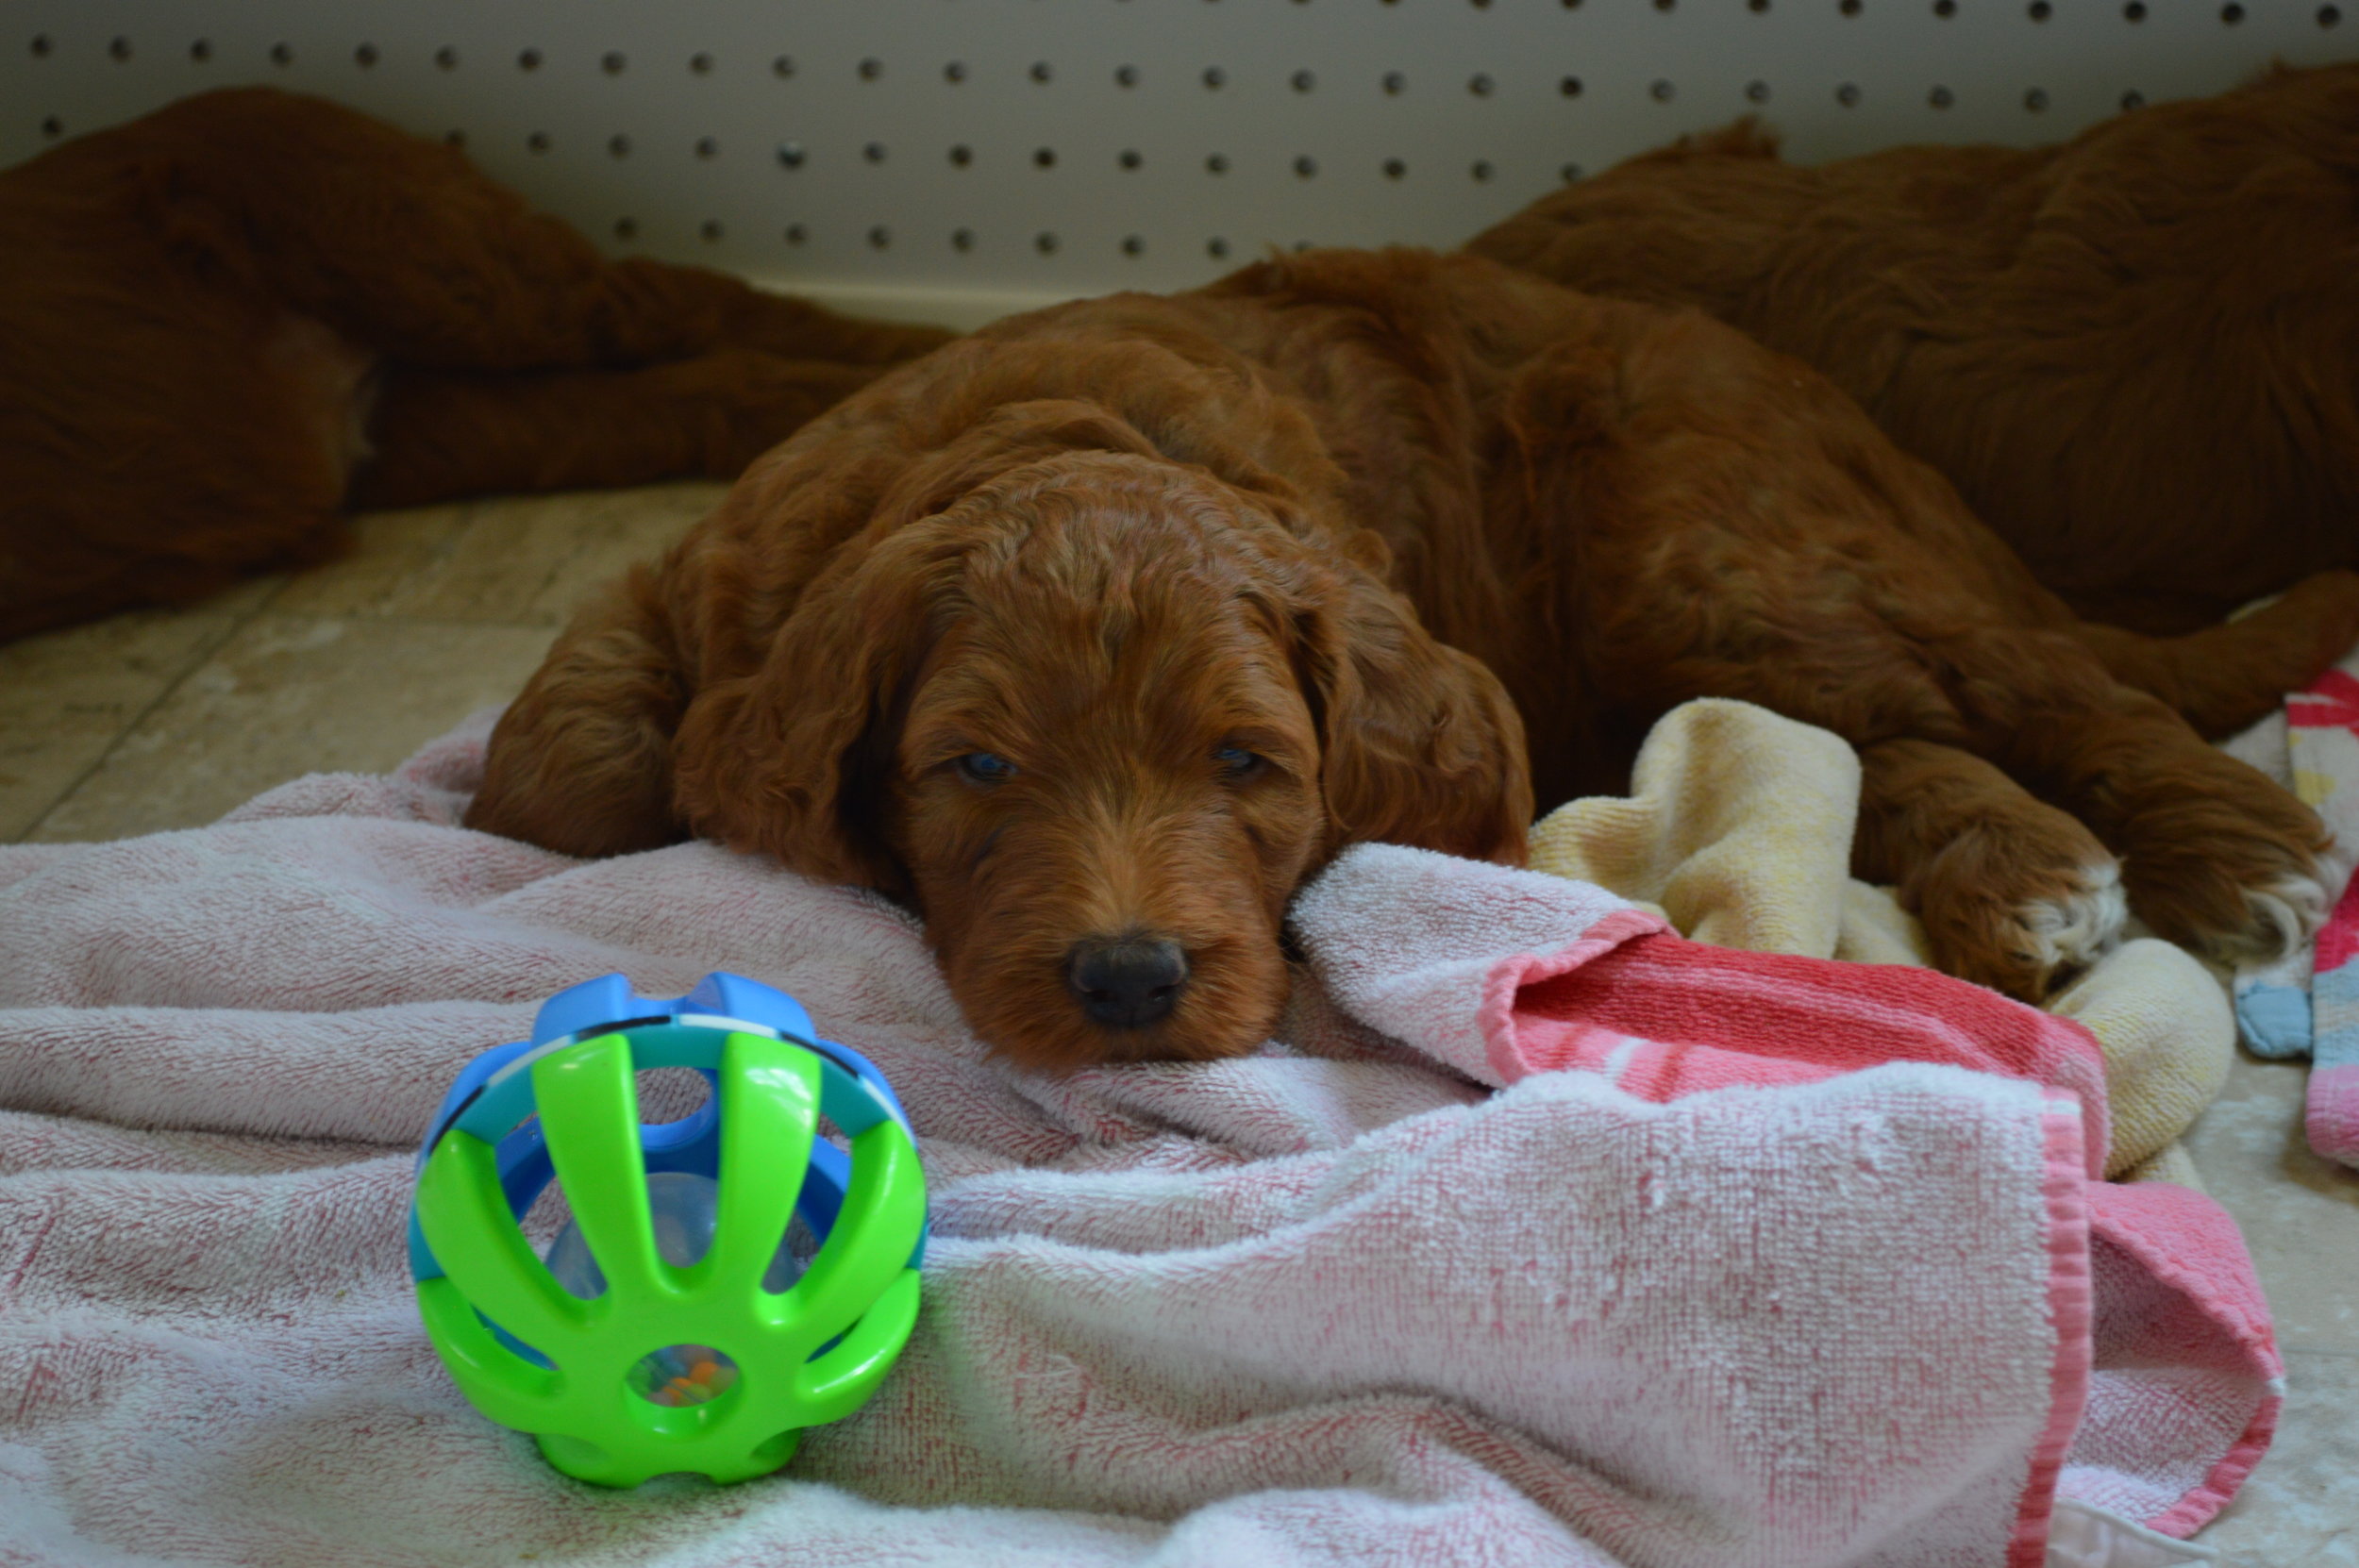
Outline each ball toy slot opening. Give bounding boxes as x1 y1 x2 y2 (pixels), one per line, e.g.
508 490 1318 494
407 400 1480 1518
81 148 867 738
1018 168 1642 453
408 972 927 1487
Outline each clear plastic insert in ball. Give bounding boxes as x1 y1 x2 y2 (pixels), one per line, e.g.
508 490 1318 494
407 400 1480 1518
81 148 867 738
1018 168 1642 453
407 971 928 1487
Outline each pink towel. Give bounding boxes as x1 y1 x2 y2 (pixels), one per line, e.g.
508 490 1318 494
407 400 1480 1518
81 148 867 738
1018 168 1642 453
0 717 2277 1567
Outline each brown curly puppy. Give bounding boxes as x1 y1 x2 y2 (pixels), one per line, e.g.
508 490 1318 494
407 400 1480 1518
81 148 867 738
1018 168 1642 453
0 87 951 642
470 249 2359 1070
1469 62 2359 635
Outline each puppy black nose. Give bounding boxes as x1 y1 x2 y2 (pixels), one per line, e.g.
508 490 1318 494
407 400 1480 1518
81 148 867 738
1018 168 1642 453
1067 937 1189 1028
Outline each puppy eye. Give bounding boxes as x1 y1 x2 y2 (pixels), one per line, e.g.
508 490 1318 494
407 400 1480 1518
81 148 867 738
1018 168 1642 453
1214 745 1265 780
957 752 1017 785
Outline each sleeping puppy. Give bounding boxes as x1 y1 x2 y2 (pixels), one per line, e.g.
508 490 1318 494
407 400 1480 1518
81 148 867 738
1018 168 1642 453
469 248 2359 1070
1467 61 2359 637
0 87 948 642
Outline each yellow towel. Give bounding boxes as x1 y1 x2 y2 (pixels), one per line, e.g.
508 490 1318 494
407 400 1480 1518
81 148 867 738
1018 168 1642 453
1528 699 2229 1183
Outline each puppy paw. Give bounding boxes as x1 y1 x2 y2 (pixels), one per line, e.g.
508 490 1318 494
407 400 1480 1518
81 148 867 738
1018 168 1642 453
1916 846 2128 1003
2116 759 2332 965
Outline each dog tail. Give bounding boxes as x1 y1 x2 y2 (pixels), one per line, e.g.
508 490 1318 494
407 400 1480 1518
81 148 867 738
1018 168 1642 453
2073 570 2359 739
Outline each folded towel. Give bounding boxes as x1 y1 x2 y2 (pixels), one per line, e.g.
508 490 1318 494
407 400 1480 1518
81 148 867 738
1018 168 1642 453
0 717 2277 1567
1529 699 2234 1179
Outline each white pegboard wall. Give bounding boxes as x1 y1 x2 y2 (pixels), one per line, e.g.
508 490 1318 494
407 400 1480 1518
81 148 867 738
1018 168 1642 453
5 0 2356 325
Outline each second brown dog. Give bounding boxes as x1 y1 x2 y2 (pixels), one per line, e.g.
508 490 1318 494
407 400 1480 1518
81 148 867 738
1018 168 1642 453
1470 61 2359 635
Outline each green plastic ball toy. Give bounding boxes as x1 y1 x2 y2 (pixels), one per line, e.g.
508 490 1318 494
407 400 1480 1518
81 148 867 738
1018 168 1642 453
407 973 927 1487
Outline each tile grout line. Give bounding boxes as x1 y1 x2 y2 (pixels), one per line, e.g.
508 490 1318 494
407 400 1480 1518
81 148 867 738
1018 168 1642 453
13 575 294 844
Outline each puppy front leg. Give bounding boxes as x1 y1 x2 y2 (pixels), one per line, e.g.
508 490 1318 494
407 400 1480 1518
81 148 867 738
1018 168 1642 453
1853 739 2124 1000
467 566 692 858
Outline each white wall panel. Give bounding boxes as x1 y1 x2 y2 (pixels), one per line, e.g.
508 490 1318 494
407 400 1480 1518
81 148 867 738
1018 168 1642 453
4 1 2352 324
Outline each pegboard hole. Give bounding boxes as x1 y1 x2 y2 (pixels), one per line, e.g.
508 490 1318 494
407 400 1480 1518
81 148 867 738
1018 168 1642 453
1560 75 1583 96
2120 90 2146 109
527 131 551 153
29 34 52 58
1119 148 1143 169
945 60 966 83
2028 0 2051 17
443 128 466 147
784 223 808 245
604 51 627 75
1033 146 1056 168
700 220 724 242
1383 157 1407 179
1835 81 1861 107
1035 231 1059 254
1934 0 1956 14
609 135 629 157
40 115 63 138
270 42 293 66
949 144 973 166
1122 235 1145 256
1841 0 1863 13
1930 84 1954 108
1206 153 1230 174
1292 69 1315 92
2322 5 2344 25
1560 161 1582 182
109 36 132 61
1468 73 1495 96
867 225 891 249
1115 64 1140 87
2123 1 2148 17
691 51 714 75
435 45 459 70
1747 80 1770 102
695 136 719 158
192 40 214 62
952 227 975 251
1383 71 1407 94
1202 66 1226 89
777 142 806 168
1649 79 1675 102
2220 2 2245 20
771 55 794 77
518 47 543 71
614 218 637 240
1471 159 1495 181
1295 154 1318 176
353 42 377 67
863 142 887 163
1029 60 1052 83
1208 237 1230 259
1749 0 1770 10
2024 87 2049 111
857 57 881 80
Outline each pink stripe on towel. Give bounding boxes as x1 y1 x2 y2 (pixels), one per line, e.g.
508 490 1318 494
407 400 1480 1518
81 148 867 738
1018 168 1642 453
1480 913 2112 1175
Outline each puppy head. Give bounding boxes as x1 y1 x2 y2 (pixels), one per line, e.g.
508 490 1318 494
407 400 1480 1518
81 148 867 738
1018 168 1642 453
675 443 1529 1071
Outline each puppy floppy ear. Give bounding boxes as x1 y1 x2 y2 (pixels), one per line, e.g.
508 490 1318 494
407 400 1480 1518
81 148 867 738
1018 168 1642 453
1297 563 1533 865
671 525 961 894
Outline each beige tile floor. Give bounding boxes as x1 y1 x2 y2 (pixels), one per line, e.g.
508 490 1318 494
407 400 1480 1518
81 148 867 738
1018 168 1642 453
5 486 2358 1561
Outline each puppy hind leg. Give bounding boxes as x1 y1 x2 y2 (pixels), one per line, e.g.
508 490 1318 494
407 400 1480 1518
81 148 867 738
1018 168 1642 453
1854 739 2125 1000
348 353 880 509
2070 568 2359 739
465 568 693 858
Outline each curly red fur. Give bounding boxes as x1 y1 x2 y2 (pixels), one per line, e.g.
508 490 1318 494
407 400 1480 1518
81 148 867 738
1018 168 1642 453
473 247 2359 1067
0 88 950 641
